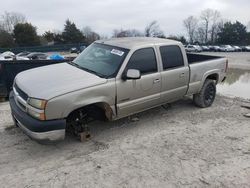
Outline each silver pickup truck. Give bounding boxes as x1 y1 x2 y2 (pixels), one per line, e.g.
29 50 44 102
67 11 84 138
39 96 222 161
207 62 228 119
9 37 227 142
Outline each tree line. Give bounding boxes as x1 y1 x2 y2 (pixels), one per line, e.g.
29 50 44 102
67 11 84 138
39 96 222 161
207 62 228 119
0 12 100 48
0 10 250 48
183 8 250 45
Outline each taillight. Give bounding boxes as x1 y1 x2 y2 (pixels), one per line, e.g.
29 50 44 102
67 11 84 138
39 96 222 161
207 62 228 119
225 59 228 73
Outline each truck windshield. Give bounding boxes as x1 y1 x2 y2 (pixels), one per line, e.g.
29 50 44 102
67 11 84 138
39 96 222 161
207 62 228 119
72 43 129 78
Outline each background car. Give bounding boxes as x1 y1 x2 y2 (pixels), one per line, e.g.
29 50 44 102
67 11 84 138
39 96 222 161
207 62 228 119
242 46 250 52
185 45 202 52
201 46 209 51
27 52 48 60
210 46 221 52
220 45 235 52
16 51 31 57
233 46 242 52
70 47 78 53
0 51 16 61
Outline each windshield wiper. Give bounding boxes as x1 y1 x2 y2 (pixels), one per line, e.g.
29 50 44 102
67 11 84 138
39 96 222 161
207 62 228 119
68 61 106 78
81 67 107 78
68 61 81 68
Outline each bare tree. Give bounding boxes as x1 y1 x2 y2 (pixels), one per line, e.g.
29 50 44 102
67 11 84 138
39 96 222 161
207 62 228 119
127 29 144 37
195 27 206 44
210 10 222 44
247 21 250 32
183 16 198 43
200 9 214 43
112 28 143 38
145 21 165 38
82 26 100 43
112 29 127 38
0 11 26 33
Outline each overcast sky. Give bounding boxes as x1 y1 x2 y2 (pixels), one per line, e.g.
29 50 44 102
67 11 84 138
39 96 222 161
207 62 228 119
1 0 250 36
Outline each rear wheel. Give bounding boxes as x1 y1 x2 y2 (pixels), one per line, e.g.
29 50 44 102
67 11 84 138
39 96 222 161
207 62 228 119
193 79 216 108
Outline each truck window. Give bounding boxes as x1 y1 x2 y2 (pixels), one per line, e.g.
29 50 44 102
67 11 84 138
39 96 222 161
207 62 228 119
126 48 157 74
73 43 129 78
160 46 184 69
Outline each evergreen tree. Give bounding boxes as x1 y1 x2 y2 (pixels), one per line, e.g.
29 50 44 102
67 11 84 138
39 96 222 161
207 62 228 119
13 23 40 46
62 19 84 43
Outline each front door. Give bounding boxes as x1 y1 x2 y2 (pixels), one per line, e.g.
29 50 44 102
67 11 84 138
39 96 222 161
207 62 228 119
116 48 161 118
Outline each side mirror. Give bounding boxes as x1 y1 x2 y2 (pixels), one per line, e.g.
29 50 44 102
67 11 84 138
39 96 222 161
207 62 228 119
123 69 141 80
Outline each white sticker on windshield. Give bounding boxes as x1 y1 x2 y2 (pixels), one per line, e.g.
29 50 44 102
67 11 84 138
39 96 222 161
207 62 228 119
111 49 124 56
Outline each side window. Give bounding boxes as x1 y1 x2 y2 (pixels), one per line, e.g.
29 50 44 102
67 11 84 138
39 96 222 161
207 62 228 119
126 48 157 74
160 46 184 70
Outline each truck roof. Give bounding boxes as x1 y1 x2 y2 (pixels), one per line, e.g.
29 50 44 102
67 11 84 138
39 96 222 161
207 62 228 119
95 37 181 49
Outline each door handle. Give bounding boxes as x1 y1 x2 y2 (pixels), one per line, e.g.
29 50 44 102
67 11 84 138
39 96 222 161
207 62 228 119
153 79 160 84
179 73 185 78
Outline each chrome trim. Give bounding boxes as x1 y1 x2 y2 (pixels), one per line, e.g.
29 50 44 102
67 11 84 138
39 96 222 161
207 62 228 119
26 104 44 113
13 86 44 114
13 87 27 112
14 116 65 141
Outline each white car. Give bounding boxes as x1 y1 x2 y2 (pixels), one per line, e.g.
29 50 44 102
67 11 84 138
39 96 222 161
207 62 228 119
220 45 235 52
185 45 202 53
0 51 29 61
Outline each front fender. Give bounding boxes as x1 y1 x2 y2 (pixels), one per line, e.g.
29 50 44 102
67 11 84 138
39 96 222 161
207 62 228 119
45 80 116 120
62 96 115 118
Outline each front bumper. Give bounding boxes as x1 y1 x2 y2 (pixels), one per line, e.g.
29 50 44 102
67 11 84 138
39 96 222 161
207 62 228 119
9 91 66 142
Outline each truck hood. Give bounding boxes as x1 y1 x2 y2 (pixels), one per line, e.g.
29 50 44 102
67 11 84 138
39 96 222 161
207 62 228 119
15 63 107 100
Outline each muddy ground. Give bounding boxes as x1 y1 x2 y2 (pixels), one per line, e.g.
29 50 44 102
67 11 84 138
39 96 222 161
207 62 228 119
0 52 250 187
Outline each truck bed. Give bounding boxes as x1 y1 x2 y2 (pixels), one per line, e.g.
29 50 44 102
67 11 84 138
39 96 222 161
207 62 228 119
186 53 227 96
187 53 223 64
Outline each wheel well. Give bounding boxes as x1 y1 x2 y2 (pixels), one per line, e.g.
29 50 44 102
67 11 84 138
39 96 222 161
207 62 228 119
206 74 219 84
67 102 113 122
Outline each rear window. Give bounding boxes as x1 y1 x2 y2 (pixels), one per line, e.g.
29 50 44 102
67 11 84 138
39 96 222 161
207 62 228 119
160 46 184 69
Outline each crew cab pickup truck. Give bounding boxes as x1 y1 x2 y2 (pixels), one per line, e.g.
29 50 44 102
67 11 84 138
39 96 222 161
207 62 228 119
9 37 227 142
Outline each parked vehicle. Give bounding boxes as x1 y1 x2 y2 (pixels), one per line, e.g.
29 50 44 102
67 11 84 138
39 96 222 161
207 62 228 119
0 51 15 61
70 47 78 53
9 37 228 142
220 45 235 52
79 46 86 52
242 46 250 52
185 45 202 52
16 51 31 57
233 46 242 52
209 46 221 52
27 52 48 60
201 46 209 51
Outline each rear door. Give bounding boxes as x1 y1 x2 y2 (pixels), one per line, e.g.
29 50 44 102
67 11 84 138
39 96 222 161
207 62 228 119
159 45 189 103
116 47 161 118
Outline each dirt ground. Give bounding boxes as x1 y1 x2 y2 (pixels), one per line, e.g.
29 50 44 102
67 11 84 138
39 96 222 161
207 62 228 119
0 95 250 188
0 52 250 187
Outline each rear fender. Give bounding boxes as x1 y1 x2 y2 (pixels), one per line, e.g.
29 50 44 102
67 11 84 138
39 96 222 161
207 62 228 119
199 70 220 91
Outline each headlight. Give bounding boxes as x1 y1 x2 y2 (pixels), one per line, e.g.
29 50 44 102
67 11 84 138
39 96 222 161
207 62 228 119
27 108 46 121
27 98 47 120
28 98 47 109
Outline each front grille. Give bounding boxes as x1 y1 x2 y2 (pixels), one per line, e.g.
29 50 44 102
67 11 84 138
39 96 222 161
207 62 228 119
14 83 28 101
17 100 26 110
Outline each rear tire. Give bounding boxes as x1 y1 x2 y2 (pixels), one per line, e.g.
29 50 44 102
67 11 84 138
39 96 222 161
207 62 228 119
193 79 216 108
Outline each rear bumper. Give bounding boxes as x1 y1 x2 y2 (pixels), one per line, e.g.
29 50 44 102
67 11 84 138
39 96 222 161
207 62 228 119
9 91 66 142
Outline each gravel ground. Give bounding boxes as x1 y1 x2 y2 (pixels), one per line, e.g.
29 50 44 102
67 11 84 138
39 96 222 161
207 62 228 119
0 95 250 187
